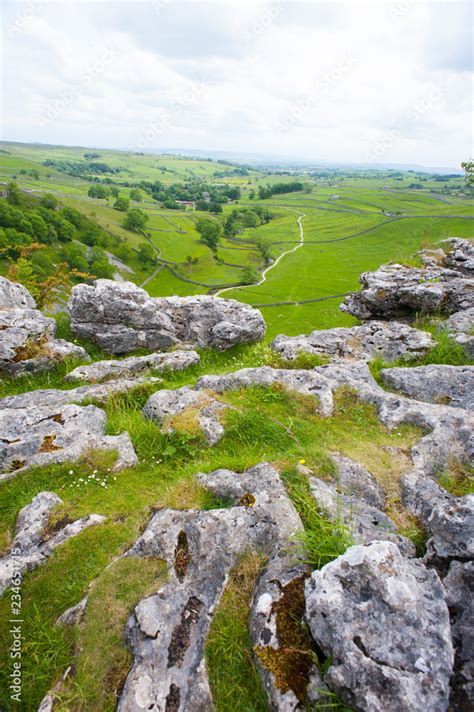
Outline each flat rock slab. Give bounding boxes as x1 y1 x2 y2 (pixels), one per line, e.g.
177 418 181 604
117 463 310 712
0 491 105 595
381 365 474 411
0 381 143 479
65 349 200 383
271 321 434 363
341 239 474 321
68 279 265 353
305 541 454 712
0 276 89 377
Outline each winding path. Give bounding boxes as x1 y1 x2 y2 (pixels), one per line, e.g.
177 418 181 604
215 208 305 297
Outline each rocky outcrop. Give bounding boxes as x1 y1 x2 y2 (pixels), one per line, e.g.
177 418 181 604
381 365 474 411
0 382 141 479
0 276 89 376
65 349 200 383
117 463 314 712
143 386 230 446
0 492 105 595
305 541 454 712
271 321 434 363
401 471 474 565
68 280 265 353
341 238 474 321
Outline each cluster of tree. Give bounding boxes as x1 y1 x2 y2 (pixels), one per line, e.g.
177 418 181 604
19 169 40 179
195 206 272 255
0 183 119 304
257 181 306 199
87 185 143 208
85 176 241 212
42 159 121 177
223 206 271 237
84 152 101 160
212 167 249 178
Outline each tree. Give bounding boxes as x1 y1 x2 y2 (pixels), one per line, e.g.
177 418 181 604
130 188 143 202
114 195 130 212
137 242 155 265
241 266 259 284
40 193 59 209
123 208 148 232
196 218 222 252
461 160 474 187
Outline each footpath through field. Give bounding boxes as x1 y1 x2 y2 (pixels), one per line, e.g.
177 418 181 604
215 208 305 297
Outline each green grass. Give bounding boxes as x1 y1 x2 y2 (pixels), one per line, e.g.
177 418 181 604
206 553 268 712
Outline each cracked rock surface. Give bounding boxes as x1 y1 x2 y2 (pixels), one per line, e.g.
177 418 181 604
305 541 454 712
0 276 89 377
381 365 474 411
341 238 474 321
65 349 200 383
117 463 310 712
271 321 434 363
0 381 141 479
68 279 265 353
0 491 105 595
308 475 415 556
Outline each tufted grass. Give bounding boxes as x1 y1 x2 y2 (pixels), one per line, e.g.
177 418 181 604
206 553 268 712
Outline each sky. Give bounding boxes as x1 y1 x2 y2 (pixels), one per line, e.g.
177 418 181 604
1 0 472 168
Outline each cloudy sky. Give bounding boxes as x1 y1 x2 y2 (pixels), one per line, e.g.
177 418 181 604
1 0 472 167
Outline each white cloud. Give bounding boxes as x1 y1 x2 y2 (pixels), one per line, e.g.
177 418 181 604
1 0 472 167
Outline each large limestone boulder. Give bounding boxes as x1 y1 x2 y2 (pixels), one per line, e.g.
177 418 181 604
305 541 454 712
381 365 474 411
341 239 474 321
68 280 265 353
0 276 89 376
271 321 434 363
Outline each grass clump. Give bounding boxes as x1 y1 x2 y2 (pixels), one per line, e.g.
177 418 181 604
206 553 268 712
281 466 353 569
438 460 474 497
56 556 167 711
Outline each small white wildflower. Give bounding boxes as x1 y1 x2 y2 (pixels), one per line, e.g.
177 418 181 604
113 477 117 481
101 482 105 487
69 469 74 475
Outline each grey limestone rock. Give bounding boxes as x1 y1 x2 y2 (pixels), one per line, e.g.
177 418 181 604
117 463 314 712
341 239 474 321
64 349 200 383
68 279 265 353
0 492 105 596
401 471 474 563
0 276 89 377
271 321 434 363
305 541 454 712
381 365 474 411
143 386 230 446
0 384 140 480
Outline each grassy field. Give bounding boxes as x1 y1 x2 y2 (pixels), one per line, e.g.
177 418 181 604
0 141 472 338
